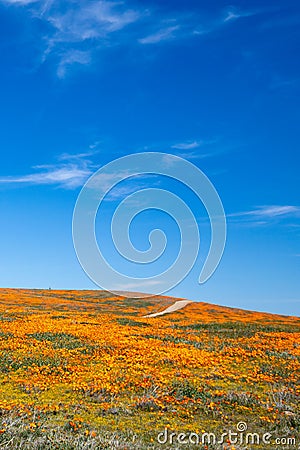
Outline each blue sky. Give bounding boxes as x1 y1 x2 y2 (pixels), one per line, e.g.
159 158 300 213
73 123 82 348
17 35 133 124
0 0 299 315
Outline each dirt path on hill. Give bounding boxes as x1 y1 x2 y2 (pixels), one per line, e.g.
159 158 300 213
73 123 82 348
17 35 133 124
143 300 193 318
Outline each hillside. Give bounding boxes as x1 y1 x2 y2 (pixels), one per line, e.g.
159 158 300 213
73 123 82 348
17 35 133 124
0 288 299 449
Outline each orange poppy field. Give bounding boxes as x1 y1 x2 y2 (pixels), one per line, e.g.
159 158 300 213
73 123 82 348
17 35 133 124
0 288 299 449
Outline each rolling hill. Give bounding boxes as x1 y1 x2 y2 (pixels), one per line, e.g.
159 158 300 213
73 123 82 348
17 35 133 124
0 288 299 449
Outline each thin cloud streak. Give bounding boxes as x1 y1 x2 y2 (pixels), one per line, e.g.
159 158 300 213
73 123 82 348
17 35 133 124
171 141 201 150
4 0 37 4
0 165 92 189
169 138 220 160
58 151 97 162
56 50 92 79
0 153 94 189
139 7 261 46
228 205 300 227
138 25 180 44
88 171 160 202
229 205 300 218
0 152 158 198
223 7 260 23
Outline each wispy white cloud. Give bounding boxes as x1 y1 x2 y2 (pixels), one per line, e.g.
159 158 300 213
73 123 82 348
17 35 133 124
192 6 262 37
46 1 139 41
43 1 140 56
171 141 201 150
0 152 95 189
87 171 159 202
139 25 180 45
0 165 91 189
139 7 259 46
229 205 300 218
223 7 259 23
223 11 240 23
104 181 153 202
56 49 92 79
1 0 262 75
168 138 220 161
58 151 96 162
4 0 37 4
1 0 142 77
228 205 300 227
89 141 101 150
44 1 141 77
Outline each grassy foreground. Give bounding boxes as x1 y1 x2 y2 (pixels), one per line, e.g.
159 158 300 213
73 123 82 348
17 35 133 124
0 288 299 449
